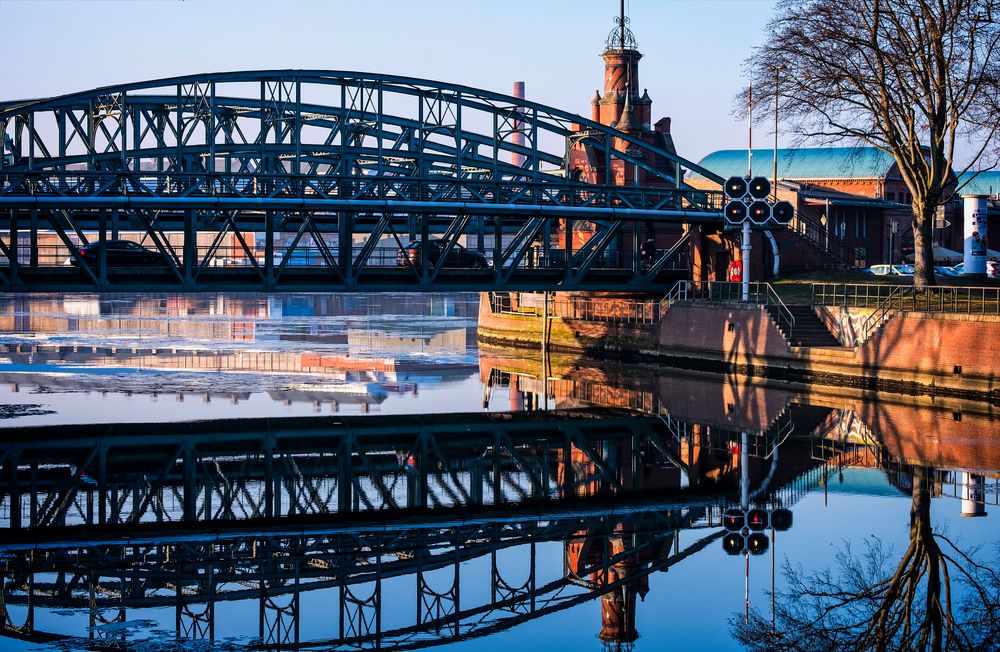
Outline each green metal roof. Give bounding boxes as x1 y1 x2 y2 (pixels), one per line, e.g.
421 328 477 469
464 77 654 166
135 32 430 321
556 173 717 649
958 171 1000 196
692 147 898 181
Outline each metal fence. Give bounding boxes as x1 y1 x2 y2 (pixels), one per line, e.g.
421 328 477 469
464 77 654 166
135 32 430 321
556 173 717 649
812 283 1000 315
666 280 796 338
488 291 666 325
488 280 796 332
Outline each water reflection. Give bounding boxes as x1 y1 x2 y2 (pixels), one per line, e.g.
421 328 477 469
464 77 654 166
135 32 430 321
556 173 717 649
733 465 1000 651
0 294 996 651
0 294 479 423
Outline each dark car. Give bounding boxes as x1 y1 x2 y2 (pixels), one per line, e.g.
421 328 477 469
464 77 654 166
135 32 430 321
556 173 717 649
66 240 163 267
397 239 489 269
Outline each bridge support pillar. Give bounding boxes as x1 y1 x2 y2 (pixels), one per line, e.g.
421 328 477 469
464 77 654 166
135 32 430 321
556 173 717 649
265 210 275 286
29 208 38 268
690 226 706 288
183 210 195 283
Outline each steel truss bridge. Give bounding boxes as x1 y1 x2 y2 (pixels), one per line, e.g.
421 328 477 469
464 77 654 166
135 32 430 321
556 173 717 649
0 71 726 293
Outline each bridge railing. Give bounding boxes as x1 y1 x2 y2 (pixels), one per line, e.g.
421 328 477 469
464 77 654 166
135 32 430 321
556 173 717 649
0 238 690 273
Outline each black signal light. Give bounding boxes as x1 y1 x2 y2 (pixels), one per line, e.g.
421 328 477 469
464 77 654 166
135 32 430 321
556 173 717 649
725 176 748 198
771 200 794 224
747 533 769 555
770 508 793 531
723 533 745 556
747 509 768 531
748 201 770 222
726 201 748 221
748 176 771 199
723 508 745 532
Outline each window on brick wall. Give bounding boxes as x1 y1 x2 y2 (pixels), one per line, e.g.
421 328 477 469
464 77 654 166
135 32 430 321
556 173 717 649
856 212 868 238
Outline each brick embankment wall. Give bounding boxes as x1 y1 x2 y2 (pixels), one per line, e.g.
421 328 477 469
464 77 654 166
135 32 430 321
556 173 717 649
653 304 1000 401
478 296 1000 402
477 298 658 358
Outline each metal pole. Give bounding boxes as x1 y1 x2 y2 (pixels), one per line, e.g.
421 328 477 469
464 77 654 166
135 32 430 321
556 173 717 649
747 84 753 178
772 68 779 201
740 431 749 511
742 220 751 302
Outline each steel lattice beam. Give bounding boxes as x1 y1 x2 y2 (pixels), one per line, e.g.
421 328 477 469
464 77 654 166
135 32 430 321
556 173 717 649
0 71 725 293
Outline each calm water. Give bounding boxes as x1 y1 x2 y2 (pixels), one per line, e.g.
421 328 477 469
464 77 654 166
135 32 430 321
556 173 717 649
0 293 997 652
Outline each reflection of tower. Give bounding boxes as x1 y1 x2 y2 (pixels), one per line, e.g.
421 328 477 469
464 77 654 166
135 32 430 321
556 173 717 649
566 522 671 651
598 534 646 649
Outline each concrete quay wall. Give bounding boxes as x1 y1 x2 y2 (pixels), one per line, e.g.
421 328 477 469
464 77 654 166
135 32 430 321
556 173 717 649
477 300 1000 401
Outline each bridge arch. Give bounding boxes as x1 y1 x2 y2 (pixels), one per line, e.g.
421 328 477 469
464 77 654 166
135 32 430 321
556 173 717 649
1 70 723 185
0 71 725 292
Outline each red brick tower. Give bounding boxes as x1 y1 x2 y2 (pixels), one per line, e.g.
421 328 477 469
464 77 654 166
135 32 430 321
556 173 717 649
568 5 677 190
562 2 680 261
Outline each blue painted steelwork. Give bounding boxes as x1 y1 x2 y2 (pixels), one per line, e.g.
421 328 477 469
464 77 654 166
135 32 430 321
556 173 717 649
0 71 725 293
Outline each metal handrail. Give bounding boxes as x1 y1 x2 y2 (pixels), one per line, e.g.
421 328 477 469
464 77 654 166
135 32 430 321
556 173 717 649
661 280 796 340
811 283 1000 315
787 211 860 268
856 285 907 345
761 282 796 343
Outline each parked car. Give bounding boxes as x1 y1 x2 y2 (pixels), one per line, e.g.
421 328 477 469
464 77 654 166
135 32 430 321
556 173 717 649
950 261 999 278
65 240 162 267
866 264 913 276
396 239 489 269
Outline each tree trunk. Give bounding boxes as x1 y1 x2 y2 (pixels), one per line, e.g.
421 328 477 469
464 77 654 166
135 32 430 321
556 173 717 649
912 202 936 289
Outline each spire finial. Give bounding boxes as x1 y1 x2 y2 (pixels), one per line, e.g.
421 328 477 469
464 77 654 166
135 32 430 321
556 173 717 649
605 0 637 50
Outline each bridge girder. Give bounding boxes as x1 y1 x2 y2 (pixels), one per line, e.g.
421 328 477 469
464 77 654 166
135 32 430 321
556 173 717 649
0 71 725 293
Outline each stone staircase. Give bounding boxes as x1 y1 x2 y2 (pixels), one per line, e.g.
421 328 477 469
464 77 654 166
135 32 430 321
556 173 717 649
766 304 842 347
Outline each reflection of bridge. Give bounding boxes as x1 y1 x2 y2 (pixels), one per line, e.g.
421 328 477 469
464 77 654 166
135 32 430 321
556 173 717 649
0 409 690 533
0 504 719 650
3 401 993 649
0 404 827 651
0 71 725 292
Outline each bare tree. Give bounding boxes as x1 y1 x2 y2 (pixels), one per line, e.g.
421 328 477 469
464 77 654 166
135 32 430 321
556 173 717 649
731 466 1000 651
744 0 1000 287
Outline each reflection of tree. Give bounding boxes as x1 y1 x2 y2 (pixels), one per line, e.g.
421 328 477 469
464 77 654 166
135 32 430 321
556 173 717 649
732 466 1000 651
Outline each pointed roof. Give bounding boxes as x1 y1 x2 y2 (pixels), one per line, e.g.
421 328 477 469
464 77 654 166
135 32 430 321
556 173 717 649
617 93 639 132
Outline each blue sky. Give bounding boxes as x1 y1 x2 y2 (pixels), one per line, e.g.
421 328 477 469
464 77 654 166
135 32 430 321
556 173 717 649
0 0 781 164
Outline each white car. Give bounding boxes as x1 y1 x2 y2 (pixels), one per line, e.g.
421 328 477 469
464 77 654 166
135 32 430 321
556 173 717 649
867 264 913 276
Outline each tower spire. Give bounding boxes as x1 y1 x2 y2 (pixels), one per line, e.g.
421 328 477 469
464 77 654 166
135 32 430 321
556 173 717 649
619 0 625 52
605 0 637 51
